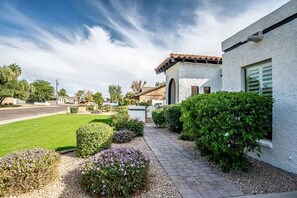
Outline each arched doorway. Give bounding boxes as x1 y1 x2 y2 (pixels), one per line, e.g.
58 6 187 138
168 78 176 104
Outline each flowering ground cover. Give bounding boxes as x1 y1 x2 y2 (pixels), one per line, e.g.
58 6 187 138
0 114 111 156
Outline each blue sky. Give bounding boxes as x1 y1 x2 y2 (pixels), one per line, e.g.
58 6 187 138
0 0 289 97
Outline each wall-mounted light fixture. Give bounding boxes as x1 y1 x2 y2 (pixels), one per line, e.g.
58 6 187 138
247 31 263 43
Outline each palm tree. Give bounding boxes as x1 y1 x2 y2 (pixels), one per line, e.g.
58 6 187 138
131 80 146 93
8 64 22 77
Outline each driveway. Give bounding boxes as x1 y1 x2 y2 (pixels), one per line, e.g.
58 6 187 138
0 106 68 122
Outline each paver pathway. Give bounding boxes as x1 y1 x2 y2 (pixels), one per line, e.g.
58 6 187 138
144 124 245 198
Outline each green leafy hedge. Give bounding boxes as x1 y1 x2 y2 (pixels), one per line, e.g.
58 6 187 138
111 112 144 136
76 122 113 157
181 92 273 172
0 149 60 197
80 147 149 197
164 105 183 133
70 107 78 114
152 109 166 127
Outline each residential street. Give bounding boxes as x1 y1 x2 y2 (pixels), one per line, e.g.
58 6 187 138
0 106 68 121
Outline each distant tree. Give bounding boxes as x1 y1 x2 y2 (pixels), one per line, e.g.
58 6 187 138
125 91 135 99
93 92 104 107
58 88 67 97
29 80 54 102
0 64 33 104
108 85 122 102
76 90 85 103
131 80 146 93
155 81 165 87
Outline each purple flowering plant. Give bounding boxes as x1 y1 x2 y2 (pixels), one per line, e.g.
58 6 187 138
0 148 60 197
80 147 149 197
112 129 135 143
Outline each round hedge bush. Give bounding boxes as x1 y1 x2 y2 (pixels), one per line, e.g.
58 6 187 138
0 148 60 197
152 109 166 127
80 147 150 197
76 122 113 157
113 129 135 143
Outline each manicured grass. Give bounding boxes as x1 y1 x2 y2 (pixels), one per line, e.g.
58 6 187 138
0 114 112 156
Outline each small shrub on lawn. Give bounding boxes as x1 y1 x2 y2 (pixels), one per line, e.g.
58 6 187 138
0 149 60 197
103 104 112 112
76 122 113 157
113 129 135 143
80 147 149 197
164 104 183 133
126 119 144 136
86 105 94 111
8 103 13 105
152 109 166 127
181 92 273 172
70 107 78 114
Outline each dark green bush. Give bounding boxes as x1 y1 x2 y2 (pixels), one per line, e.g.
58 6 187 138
8 103 13 105
111 112 144 136
126 119 144 136
181 92 273 172
111 112 129 131
70 107 78 114
103 104 112 112
0 149 60 197
164 104 183 133
80 147 149 197
76 122 113 157
113 129 135 143
86 105 94 111
152 109 166 127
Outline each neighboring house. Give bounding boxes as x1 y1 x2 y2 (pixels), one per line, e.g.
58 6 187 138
134 84 166 104
64 96 78 104
155 53 222 104
222 0 297 173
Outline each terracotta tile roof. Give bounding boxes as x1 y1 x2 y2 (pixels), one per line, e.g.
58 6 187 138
155 53 222 74
134 84 166 97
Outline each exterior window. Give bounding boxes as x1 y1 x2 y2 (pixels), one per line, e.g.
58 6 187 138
204 86 211 94
245 61 272 140
246 62 272 96
191 86 199 96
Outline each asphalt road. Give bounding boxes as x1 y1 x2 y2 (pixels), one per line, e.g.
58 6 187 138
0 106 68 121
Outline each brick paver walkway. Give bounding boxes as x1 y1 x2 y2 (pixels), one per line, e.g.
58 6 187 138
144 125 245 198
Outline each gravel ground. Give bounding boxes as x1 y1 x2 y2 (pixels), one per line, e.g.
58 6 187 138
9 137 180 198
160 128 297 195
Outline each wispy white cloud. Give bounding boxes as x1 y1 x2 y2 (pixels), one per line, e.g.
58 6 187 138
0 0 289 97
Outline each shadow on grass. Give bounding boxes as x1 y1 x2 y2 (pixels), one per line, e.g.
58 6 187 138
55 146 76 151
89 118 112 125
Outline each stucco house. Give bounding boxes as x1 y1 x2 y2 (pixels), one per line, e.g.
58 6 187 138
155 53 222 104
222 0 297 173
134 84 166 105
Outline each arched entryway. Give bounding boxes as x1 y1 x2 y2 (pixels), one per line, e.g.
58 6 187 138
168 78 176 104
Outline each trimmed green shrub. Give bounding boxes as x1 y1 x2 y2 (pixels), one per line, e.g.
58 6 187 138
111 112 129 131
152 109 166 127
76 122 113 157
86 105 94 111
70 107 78 114
113 129 135 143
181 92 273 172
103 104 112 112
164 104 183 133
0 149 60 197
127 119 144 136
111 112 144 136
80 147 149 197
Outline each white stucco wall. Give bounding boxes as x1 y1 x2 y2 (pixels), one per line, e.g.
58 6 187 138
222 0 297 173
165 63 180 103
165 62 222 104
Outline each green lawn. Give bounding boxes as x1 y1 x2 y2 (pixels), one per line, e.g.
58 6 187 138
0 114 111 156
